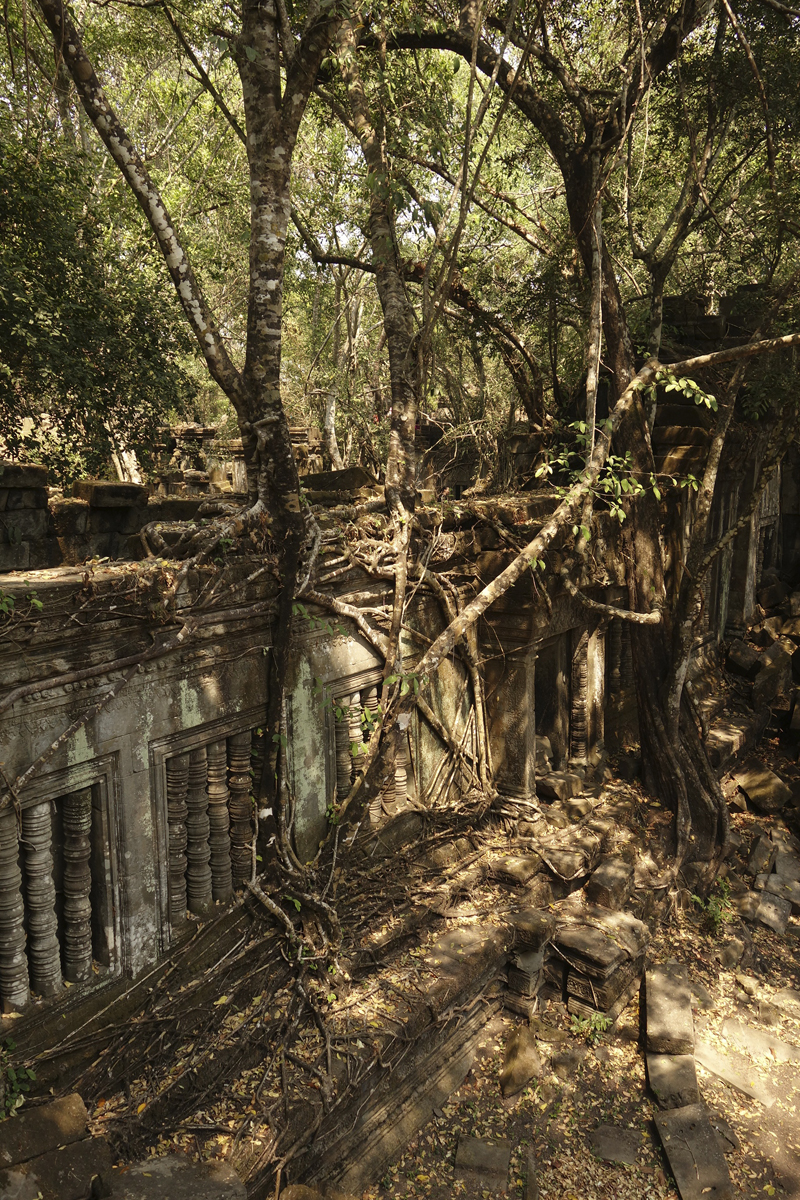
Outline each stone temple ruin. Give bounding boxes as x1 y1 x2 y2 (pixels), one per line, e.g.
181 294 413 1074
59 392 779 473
0 410 799 1195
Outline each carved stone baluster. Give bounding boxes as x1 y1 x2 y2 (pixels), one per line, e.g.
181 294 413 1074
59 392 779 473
165 754 189 928
227 732 253 889
186 748 213 917
569 629 589 765
206 740 232 903
22 801 62 996
61 788 93 982
335 698 353 803
393 736 408 808
0 808 29 1011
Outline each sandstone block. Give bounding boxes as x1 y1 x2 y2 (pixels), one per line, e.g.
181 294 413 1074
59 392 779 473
0 461 48 488
735 764 792 813
585 856 634 909
726 640 761 679
655 1104 733 1200
647 1053 700 1108
500 1025 542 1097
646 963 694 1055
72 479 149 507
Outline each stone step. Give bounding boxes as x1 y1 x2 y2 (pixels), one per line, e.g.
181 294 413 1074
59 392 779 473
705 709 770 774
654 1103 734 1200
110 1156 246 1198
645 963 694 1055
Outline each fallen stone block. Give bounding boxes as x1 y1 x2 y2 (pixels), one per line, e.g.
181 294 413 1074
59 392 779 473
773 986 800 1015
0 1136 114 1200
585 856 634 910
510 909 555 952
647 1053 700 1109
72 479 149 507
722 1018 800 1063
655 1103 733 1200
756 891 792 933
454 1135 511 1186
774 850 800 882
491 854 542 888
110 1156 246 1198
718 937 745 968
0 461 49 489
537 771 583 802
0 1093 88 1168
555 904 647 979
761 873 800 912
500 1025 542 1097
758 580 789 610
588 1124 643 1166
747 834 776 875
646 963 694 1055
730 891 760 921
726 640 761 679
551 1045 588 1081
691 980 716 1010
753 656 793 709
791 592 800 618
567 952 644 1012
503 992 538 1020
735 763 793 813
524 1146 538 1200
695 1040 775 1107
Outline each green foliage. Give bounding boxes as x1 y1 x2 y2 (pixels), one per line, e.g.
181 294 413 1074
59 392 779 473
0 136 198 486
570 1011 611 1044
0 1039 35 1117
692 878 735 933
292 603 346 637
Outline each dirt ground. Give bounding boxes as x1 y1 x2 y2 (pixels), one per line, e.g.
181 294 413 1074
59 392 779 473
358 739 800 1200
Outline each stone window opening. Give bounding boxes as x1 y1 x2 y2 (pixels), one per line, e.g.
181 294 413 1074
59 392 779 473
0 784 117 1014
164 728 262 932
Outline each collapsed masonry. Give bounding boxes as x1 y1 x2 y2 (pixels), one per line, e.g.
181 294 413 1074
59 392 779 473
0 415 796 1011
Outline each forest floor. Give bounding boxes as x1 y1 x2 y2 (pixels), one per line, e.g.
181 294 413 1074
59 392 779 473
356 726 800 1200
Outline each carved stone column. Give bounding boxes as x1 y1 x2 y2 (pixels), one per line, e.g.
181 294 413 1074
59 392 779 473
165 753 189 929
22 801 62 996
186 747 213 917
227 732 254 889
0 808 29 1011
335 698 353 803
206 740 232 903
493 644 537 804
569 629 590 765
62 788 93 983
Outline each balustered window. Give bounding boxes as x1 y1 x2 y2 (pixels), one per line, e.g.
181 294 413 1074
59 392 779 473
164 727 261 931
0 785 116 1013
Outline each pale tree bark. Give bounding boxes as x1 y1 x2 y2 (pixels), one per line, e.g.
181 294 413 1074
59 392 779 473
36 0 342 848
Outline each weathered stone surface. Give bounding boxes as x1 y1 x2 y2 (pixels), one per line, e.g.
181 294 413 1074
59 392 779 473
654 1104 733 1200
0 1094 87 1167
722 1018 800 1063
491 854 541 888
555 905 647 981
537 772 582 802
773 987 800 1016
0 1136 113 1200
551 1045 588 1081
110 1156 246 1198
726 640 761 679
646 964 694 1055
510 909 555 952
454 1135 511 1184
718 938 745 968
735 764 793 813
72 480 149 507
695 1040 775 1107
588 1124 643 1166
500 1025 542 1097
774 851 800 882
280 1189 359 1200
585 857 634 910
760 873 800 912
791 592 800 618
690 980 716 1010
524 1146 538 1200
706 710 770 771
0 461 48 489
730 891 760 921
299 466 378 493
564 796 593 822
734 972 758 997
647 1053 700 1109
756 891 792 933
753 655 793 709
568 952 644 1012
759 580 789 609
